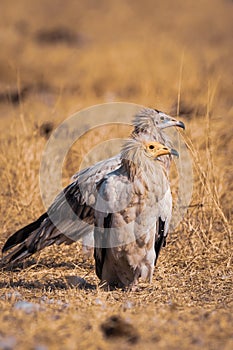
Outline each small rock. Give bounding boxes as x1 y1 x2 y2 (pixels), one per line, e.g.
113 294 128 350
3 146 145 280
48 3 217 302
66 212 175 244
66 276 86 286
14 301 41 314
122 300 133 310
95 298 103 306
0 336 16 350
101 315 139 344
34 345 48 350
65 275 95 290
1 291 22 301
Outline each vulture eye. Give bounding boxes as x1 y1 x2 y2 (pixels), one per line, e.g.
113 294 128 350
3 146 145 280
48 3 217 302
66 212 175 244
149 145 155 150
160 116 164 120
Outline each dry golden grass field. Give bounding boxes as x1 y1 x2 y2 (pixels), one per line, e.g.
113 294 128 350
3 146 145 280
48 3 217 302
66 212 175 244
0 0 232 349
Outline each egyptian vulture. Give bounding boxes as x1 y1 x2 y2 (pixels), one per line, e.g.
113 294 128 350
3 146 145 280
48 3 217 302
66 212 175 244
94 138 178 288
1 108 184 287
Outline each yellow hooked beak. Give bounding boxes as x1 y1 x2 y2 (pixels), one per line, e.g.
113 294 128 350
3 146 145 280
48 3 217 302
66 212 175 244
144 141 179 158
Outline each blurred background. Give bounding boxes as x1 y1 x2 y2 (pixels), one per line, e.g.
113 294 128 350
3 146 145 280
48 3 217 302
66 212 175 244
0 0 232 122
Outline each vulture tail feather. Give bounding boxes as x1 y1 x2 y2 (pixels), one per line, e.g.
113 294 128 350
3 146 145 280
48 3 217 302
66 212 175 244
2 212 48 253
1 216 62 265
3 242 33 264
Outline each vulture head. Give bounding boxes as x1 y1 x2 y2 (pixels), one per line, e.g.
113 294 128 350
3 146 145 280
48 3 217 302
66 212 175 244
130 108 183 172
144 141 179 159
132 108 185 140
121 137 179 179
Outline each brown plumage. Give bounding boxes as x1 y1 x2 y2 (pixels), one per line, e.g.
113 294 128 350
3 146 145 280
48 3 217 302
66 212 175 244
1 108 184 284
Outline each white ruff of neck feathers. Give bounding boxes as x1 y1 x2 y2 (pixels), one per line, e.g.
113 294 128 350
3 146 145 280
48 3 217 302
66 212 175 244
121 138 163 184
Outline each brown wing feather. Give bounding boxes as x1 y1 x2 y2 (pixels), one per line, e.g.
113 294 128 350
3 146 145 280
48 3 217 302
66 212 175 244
1 156 122 265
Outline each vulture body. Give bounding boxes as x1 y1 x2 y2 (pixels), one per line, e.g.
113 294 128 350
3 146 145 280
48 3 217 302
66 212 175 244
1 108 184 287
94 139 177 288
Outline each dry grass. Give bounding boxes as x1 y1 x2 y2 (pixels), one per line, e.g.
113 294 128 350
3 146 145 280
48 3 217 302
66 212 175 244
0 0 232 349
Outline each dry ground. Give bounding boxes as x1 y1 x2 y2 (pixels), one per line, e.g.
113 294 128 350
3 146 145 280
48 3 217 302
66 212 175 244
0 0 232 349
